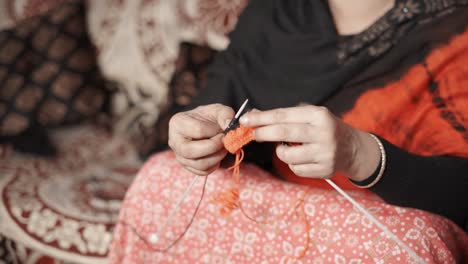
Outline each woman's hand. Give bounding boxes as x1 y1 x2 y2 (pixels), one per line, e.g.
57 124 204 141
169 104 234 176
239 105 380 181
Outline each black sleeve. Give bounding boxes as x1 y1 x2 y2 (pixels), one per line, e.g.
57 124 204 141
186 0 268 111
355 137 468 230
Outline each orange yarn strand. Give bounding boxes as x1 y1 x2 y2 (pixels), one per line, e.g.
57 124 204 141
217 124 312 259
212 149 244 216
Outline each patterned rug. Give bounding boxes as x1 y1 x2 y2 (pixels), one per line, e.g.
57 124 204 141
0 125 142 263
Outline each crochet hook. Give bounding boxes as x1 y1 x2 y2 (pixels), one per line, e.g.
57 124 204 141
149 99 249 244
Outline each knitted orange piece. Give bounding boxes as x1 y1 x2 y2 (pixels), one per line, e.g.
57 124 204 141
222 125 255 154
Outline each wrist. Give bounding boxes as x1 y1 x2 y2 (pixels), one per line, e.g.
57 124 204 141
346 130 381 182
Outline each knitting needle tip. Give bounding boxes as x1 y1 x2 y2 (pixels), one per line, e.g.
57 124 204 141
235 99 249 119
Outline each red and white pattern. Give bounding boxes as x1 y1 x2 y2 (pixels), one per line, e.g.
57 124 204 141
0 125 142 263
109 151 468 264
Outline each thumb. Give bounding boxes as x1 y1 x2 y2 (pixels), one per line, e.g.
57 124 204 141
216 105 235 131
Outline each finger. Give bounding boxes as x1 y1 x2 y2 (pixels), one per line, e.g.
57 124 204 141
254 123 316 143
170 134 224 159
196 104 234 124
276 144 321 165
170 112 222 140
175 149 227 172
240 105 328 126
288 163 334 179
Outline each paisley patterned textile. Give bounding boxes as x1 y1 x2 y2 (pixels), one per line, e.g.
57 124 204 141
109 151 468 263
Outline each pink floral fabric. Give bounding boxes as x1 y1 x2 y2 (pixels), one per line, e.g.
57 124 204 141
109 151 468 263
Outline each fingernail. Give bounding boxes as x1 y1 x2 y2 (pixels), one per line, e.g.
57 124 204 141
240 115 249 124
223 119 231 129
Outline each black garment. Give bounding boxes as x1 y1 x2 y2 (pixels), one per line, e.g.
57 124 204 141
188 0 468 229
355 138 468 231
190 0 468 110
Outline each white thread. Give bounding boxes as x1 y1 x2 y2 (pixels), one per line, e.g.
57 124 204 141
325 179 426 264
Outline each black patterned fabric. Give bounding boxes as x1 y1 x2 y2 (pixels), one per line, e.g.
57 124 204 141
0 1 109 155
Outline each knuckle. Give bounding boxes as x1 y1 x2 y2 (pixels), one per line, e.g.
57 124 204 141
317 106 329 114
180 144 195 158
300 125 312 138
315 106 331 120
319 164 334 178
175 155 187 167
277 125 289 139
324 148 336 162
211 103 223 109
169 113 181 129
307 123 316 134
167 138 176 149
205 140 218 154
193 162 208 171
192 125 205 138
273 108 287 123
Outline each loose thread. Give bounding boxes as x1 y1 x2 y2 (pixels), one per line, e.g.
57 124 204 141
213 143 311 260
118 174 209 253
286 198 310 261
237 191 311 261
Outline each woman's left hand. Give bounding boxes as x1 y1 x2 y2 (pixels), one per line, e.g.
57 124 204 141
239 105 380 182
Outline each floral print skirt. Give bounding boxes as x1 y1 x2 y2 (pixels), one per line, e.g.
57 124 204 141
109 151 468 263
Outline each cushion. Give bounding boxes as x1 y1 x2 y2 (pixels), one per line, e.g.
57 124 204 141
0 1 108 155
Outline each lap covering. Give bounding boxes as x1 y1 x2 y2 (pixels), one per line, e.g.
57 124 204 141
109 151 468 264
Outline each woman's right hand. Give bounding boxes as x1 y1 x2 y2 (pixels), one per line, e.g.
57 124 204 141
168 104 235 175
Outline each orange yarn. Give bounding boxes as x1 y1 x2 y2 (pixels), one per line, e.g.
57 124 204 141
212 125 253 216
211 148 244 216
222 125 255 154
215 124 311 260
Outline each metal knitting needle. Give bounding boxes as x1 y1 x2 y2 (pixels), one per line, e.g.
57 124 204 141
224 99 249 133
149 99 249 244
325 179 426 264
149 174 200 243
